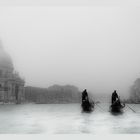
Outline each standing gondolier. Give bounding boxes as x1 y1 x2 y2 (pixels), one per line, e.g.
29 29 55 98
81 89 94 112
112 90 119 104
82 89 89 102
110 90 125 113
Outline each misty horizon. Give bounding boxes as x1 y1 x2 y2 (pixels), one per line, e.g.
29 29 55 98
0 4 140 98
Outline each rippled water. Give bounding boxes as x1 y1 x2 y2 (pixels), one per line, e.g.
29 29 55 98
0 103 140 134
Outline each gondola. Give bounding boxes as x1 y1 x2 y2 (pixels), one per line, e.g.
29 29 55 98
81 100 94 112
110 99 125 113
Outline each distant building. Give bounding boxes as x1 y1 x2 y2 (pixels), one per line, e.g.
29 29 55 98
25 85 81 104
0 42 25 104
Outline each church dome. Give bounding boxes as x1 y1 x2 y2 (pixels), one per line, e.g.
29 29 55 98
0 45 14 71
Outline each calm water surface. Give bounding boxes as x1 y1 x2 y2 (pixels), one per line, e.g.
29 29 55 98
0 103 140 134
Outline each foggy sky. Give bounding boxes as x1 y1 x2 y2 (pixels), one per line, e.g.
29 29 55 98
0 1 140 97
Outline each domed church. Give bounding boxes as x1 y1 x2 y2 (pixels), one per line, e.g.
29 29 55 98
0 42 25 104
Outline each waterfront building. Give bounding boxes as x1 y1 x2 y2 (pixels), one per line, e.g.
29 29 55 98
0 42 25 104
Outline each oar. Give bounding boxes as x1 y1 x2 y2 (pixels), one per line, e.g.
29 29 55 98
90 99 106 112
126 104 136 113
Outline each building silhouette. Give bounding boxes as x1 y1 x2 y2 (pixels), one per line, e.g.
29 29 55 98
0 42 25 104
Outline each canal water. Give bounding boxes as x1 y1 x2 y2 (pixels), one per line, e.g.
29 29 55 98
0 103 139 134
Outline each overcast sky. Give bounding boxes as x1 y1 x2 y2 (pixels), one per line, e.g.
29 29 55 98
0 1 140 97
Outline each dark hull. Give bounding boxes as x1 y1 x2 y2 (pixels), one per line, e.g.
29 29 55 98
110 104 125 113
81 101 94 113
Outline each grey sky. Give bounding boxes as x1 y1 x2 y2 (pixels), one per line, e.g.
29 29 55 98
0 0 140 6
0 1 140 97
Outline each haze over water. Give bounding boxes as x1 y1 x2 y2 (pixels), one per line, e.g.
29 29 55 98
0 103 139 134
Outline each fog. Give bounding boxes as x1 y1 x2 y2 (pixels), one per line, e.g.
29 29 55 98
0 1 140 97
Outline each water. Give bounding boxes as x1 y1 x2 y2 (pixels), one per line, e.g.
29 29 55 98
0 103 140 134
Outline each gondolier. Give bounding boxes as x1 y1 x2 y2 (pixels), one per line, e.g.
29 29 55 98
81 89 94 112
110 90 125 113
112 90 119 104
82 89 89 102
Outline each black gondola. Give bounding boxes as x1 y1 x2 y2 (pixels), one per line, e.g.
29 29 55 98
110 99 125 113
81 89 94 112
81 100 94 112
